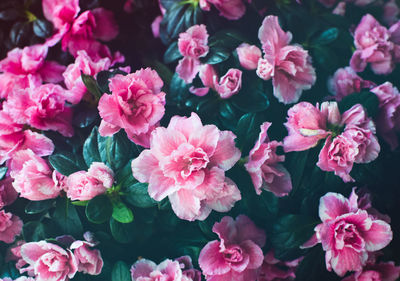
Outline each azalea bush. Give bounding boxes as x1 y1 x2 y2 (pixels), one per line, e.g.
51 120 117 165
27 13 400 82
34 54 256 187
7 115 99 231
1 0 400 281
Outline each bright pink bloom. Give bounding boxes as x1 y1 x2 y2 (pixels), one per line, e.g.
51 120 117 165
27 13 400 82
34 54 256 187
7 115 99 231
257 16 316 104
0 210 22 244
0 177 18 209
350 14 400 75
66 162 114 201
91 8 119 41
303 191 392 277
42 0 80 31
199 215 266 281
329 67 375 101
176 57 202 84
98 68 166 145
189 64 218 96
5 82 73 137
10 149 61 201
214 68 242 99
63 50 112 104
70 240 103 275
236 43 262 70
21 241 78 281
371 82 400 150
178 24 209 59
151 15 163 38
245 122 292 197
283 102 329 152
131 113 241 221
6 240 27 271
257 250 302 281
206 0 246 20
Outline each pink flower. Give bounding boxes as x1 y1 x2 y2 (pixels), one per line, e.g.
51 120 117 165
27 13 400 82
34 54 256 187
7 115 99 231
214 68 242 99
6 240 27 270
350 14 400 75
303 191 392 277
91 8 119 41
0 177 18 209
245 122 292 197
42 0 80 31
206 0 246 20
383 0 400 26
178 24 209 59
176 256 202 281
151 15 163 38
10 149 61 201
189 64 218 96
70 240 103 275
236 43 262 70
66 162 114 201
176 57 202 84
21 241 78 281
0 210 22 244
283 102 329 152
1 277 35 281
371 82 400 150
98 68 166 145
257 250 302 281
131 112 241 221
5 82 73 137
199 215 266 281
257 16 316 104
329 67 375 101
63 50 112 104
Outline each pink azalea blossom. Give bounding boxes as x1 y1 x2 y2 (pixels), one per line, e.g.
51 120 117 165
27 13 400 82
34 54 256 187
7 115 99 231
383 0 400 26
257 250 303 281
91 8 119 41
42 0 80 31
10 149 61 201
214 68 243 99
63 50 112 104
0 277 35 281
20 241 78 281
302 191 392 277
176 57 202 84
0 177 18 209
131 112 241 221
189 64 218 96
0 210 22 244
206 0 246 20
257 16 316 104
236 43 262 70
199 215 266 281
70 240 103 275
178 24 209 59
151 15 163 38
329 67 375 101
98 68 166 146
66 162 114 201
6 240 27 271
5 82 73 137
245 122 292 197
371 82 400 150
350 14 400 75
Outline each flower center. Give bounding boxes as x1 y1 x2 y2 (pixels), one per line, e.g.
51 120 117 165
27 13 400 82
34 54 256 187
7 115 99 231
223 246 243 263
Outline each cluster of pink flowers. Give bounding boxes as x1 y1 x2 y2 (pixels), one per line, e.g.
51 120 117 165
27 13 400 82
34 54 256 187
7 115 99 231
131 112 241 221
303 189 393 277
19 232 103 281
131 255 201 281
283 101 380 182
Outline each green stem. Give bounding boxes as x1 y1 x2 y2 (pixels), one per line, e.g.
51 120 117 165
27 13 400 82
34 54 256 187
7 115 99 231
25 10 37 22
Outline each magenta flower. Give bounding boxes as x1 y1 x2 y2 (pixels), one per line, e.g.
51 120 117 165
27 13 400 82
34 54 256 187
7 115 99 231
257 250 303 281
0 177 18 209
0 210 22 244
205 0 246 20
245 122 292 197
131 112 241 221
214 68 243 99
199 215 266 281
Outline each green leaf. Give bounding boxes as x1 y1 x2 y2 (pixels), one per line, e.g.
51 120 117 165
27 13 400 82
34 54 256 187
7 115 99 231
235 112 265 155
0 166 7 180
164 41 183 64
22 221 47 242
231 79 269 113
112 201 134 223
208 29 247 49
25 199 54 215
112 261 131 281
124 182 157 208
338 91 379 118
109 218 135 243
81 72 102 100
96 69 128 94
83 127 102 167
71 200 89 206
202 46 230 65
49 152 86 176
85 195 113 224
312 28 339 46
53 198 83 237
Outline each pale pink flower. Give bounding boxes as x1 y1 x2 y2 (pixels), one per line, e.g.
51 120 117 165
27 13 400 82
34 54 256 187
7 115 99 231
329 67 375 101
70 240 103 275
131 112 241 221
6 240 27 271
176 57 202 84
236 43 262 70
98 68 166 145
257 250 303 281
21 241 78 281
245 122 292 197
178 24 209 59
257 16 316 104
189 64 218 96
199 215 266 281
151 15 163 38
0 210 22 244
5 82 73 137
371 82 400 150
1 277 35 281
10 149 61 201
302 191 392 277
63 50 112 104
206 0 246 20
0 177 18 209
66 162 114 201
214 68 242 99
